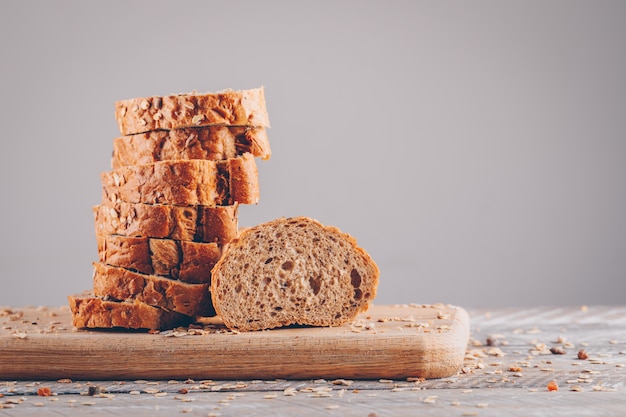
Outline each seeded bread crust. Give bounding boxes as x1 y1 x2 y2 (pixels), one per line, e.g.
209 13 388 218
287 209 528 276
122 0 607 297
101 153 259 206
94 202 238 244
112 126 271 169
68 293 191 330
115 87 270 136
92 263 214 317
97 235 221 284
210 217 380 331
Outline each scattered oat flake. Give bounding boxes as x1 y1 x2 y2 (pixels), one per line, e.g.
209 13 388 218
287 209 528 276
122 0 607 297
143 388 160 394
264 394 277 399
12 332 27 339
462 412 478 416
423 395 437 404
326 405 339 410
476 403 489 408
331 379 353 386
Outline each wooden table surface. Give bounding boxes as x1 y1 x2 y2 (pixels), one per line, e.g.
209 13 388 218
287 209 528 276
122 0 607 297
1 305 625 416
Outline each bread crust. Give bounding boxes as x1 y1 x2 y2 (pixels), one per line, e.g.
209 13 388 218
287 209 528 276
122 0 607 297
92 263 214 317
93 202 238 243
68 293 191 330
112 126 270 169
115 87 270 136
101 153 259 206
211 217 380 331
97 235 221 284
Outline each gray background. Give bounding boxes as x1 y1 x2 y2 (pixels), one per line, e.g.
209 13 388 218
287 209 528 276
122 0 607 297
1 0 625 308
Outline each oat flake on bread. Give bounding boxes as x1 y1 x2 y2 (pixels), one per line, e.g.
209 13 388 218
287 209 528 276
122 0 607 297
210 216 380 331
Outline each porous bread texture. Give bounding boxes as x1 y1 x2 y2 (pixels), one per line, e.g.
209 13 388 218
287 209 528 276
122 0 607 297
112 126 271 169
92 263 214 317
68 293 191 330
93 202 238 244
115 87 270 136
101 153 259 206
97 235 221 284
211 217 379 331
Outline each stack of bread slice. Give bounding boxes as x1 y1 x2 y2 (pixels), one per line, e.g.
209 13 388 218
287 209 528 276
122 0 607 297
68 87 271 330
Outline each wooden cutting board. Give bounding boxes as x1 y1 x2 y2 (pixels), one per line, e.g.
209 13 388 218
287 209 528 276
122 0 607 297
0 303 469 380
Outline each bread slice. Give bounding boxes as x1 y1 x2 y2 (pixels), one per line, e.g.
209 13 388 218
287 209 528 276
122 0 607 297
94 202 238 243
92 263 214 317
101 153 259 206
68 293 191 330
112 126 270 169
97 235 221 284
210 217 380 331
115 87 270 136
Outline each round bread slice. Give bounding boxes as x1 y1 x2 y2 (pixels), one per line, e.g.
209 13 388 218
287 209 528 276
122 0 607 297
210 217 379 331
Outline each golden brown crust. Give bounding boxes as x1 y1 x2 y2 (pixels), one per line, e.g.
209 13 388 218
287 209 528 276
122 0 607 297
112 126 270 169
114 87 270 136
92 263 214 317
101 153 259 206
68 293 191 330
93 202 238 244
97 235 221 284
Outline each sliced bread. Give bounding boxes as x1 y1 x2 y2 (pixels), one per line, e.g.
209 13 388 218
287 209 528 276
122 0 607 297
112 126 270 169
97 235 221 284
115 87 269 136
93 202 238 243
101 153 259 206
92 263 214 317
68 293 191 330
210 217 380 331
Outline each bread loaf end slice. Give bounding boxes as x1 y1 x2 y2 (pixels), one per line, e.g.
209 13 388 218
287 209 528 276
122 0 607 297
210 217 379 331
